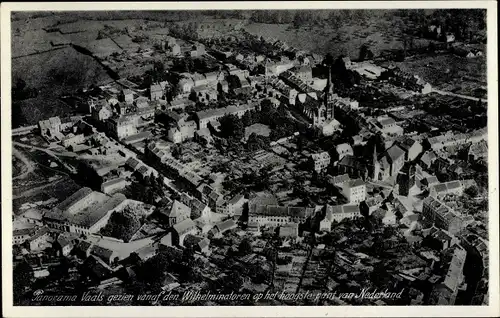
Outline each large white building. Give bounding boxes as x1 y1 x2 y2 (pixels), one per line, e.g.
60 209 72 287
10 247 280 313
310 151 331 173
167 119 197 144
224 194 247 217
43 187 128 235
320 204 361 231
248 204 314 227
341 179 366 204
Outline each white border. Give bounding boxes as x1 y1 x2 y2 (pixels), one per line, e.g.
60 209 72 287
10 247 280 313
1 2 498 317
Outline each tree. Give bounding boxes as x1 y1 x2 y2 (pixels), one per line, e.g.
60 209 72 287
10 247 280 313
323 53 334 66
238 238 253 255
135 253 170 290
14 78 27 91
224 270 244 292
180 245 199 282
465 186 479 198
241 111 253 127
292 12 304 29
167 84 181 101
185 57 194 73
13 261 33 302
359 44 374 61
247 133 270 152
219 114 244 139
260 99 274 114
100 207 141 242
153 60 165 74
172 144 183 159
96 30 107 40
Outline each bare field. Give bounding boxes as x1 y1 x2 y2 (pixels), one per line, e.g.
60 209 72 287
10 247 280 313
12 156 27 178
13 176 81 215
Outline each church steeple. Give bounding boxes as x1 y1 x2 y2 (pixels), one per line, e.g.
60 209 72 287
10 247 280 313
324 66 334 120
372 143 380 181
327 65 334 95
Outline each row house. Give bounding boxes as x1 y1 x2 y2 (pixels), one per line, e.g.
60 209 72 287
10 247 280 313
248 204 314 227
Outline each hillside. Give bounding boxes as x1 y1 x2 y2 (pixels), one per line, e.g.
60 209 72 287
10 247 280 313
12 46 113 127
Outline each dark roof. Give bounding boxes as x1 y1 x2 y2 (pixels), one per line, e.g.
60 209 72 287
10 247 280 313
183 234 203 248
199 184 214 197
330 174 351 185
86 256 111 279
57 236 72 247
209 191 222 202
126 157 141 169
13 227 37 237
75 193 126 228
396 136 417 151
228 194 245 205
29 227 50 242
198 238 210 249
338 155 365 170
137 165 149 175
215 219 237 233
432 229 452 242
250 204 313 218
447 181 461 190
190 198 207 215
173 218 196 236
378 117 396 127
55 187 93 212
386 145 406 163
345 179 365 188
168 200 191 219
91 245 114 263
434 184 447 193
76 240 92 252
102 177 126 188
328 204 361 215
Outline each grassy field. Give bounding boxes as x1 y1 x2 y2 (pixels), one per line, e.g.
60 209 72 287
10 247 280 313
242 16 423 59
396 54 487 96
13 47 111 92
12 46 113 127
11 15 153 125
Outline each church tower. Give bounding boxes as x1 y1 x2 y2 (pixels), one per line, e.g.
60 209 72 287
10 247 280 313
324 66 334 120
372 143 380 181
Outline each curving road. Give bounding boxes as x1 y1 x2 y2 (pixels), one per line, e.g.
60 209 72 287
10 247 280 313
431 88 487 103
12 147 35 180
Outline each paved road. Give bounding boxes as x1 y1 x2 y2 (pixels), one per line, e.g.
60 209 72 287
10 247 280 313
13 142 82 174
13 142 77 158
431 88 487 103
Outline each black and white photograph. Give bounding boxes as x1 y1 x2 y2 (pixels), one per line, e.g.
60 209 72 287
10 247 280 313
1 2 498 315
